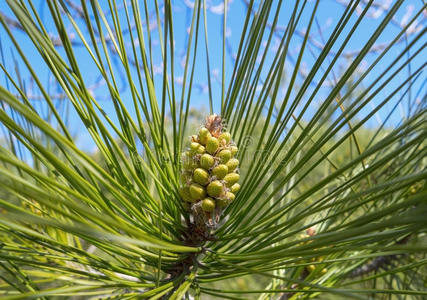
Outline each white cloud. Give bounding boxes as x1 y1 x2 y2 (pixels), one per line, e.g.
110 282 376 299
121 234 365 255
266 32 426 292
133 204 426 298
210 3 224 14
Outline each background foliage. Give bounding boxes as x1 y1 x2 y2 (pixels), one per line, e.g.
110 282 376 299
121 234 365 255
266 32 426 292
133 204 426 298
0 0 426 299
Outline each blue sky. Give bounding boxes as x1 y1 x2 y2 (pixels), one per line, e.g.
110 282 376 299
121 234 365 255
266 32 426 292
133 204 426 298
0 0 425 151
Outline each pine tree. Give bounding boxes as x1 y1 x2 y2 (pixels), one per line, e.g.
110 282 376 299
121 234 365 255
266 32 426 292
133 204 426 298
0 1 426 299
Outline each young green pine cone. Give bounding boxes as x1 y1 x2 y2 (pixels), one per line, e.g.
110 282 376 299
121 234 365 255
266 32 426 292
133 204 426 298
179 114 241 228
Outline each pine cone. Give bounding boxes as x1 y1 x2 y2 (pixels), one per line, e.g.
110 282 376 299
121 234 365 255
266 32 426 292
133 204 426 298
180 115 240 232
